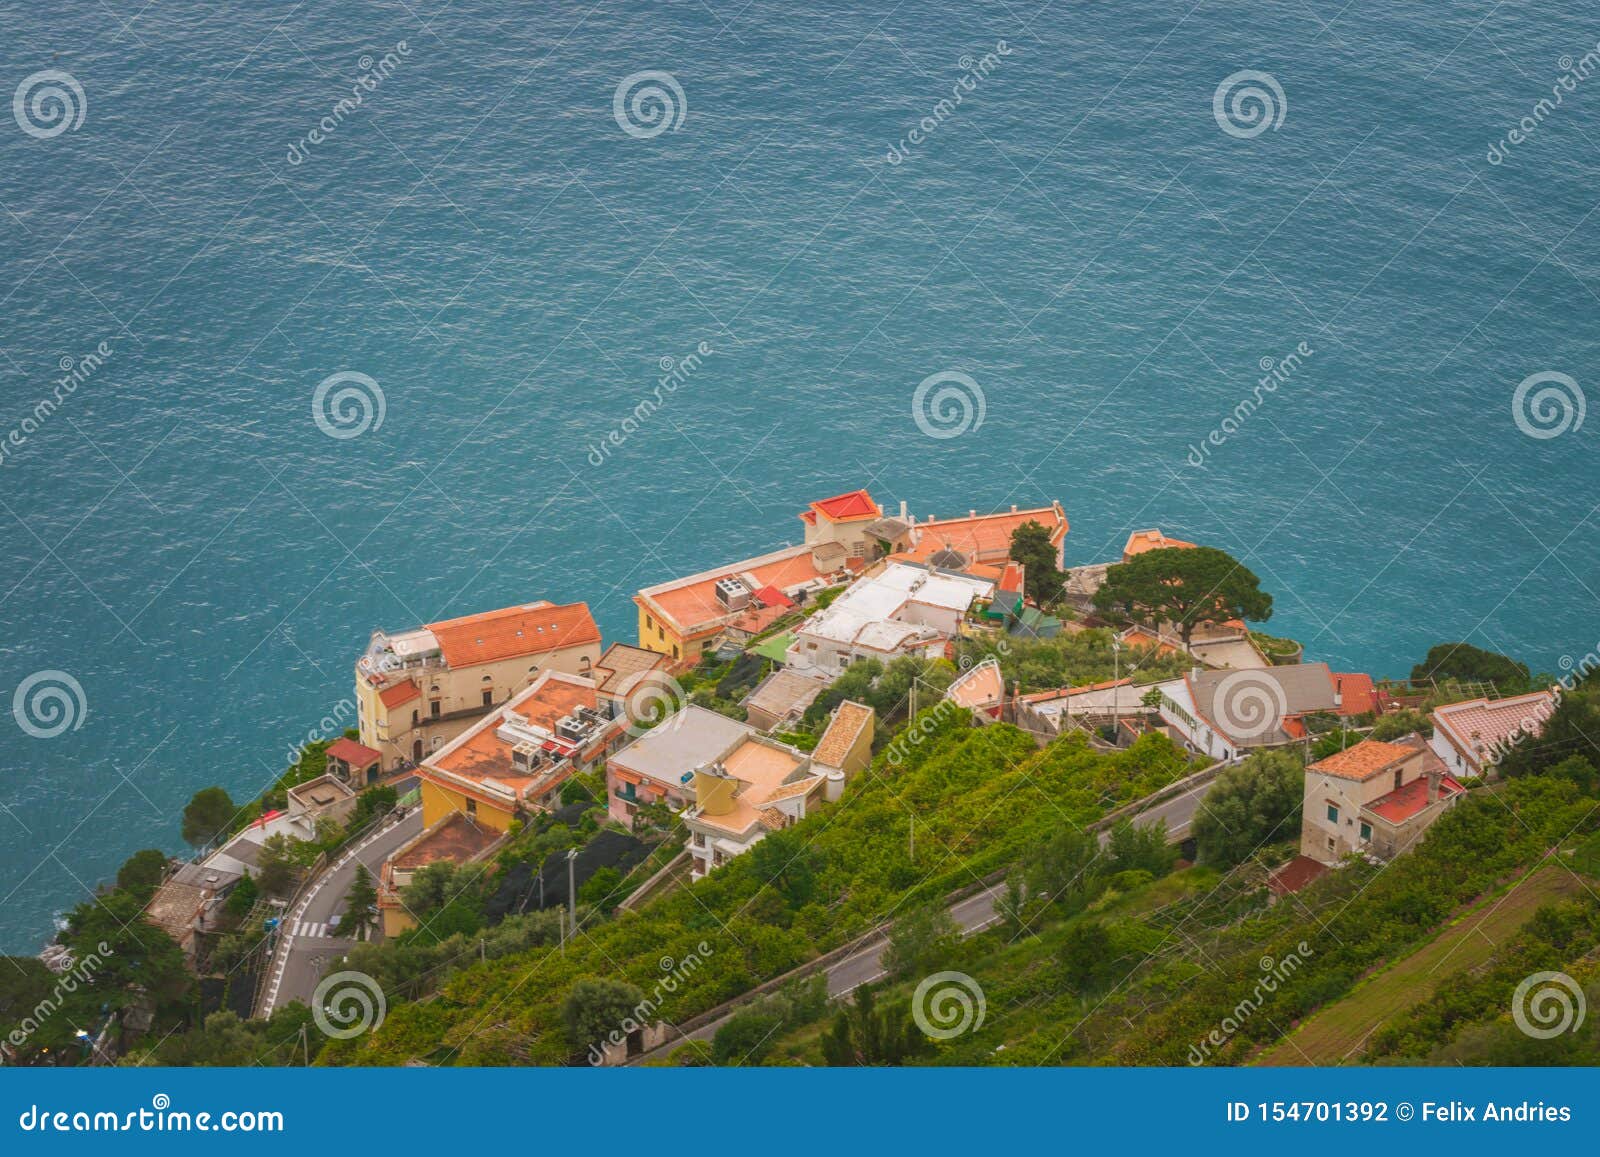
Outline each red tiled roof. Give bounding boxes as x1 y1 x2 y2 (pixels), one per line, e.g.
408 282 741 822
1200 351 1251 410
326 737 382 766
1122 528 1197 560
1366 774 1465 825
638 545 832 637
1308 739 1414 781
805 489 880 522
1333 672 1377 716
893 503 1067 568
1431 691 1556 767
1269 855 1329 896
426 601 598 668
755 584 795 609
379 681 421 708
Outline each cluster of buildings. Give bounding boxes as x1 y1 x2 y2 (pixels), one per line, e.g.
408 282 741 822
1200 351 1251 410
349 488 1073 927
203 485 1560 950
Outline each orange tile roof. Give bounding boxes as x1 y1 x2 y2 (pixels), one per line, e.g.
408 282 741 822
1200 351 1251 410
426 601 598 668
803 489 880 523
1431 691 1556 765
638 545 832 637
813 700 874 768
1308 739 1416 781
1333 672 1377 716
431 674 602 790
379 681 420 708
894 503 1066 567
1122 528 1197 560
392 812 500 871
1365 774 1465 825
326 737 382 766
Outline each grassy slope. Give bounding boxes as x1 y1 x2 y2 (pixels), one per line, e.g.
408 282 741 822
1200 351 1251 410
1254 865 1585 1065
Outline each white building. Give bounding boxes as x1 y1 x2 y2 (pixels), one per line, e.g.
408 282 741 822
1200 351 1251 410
785 562 994 674
1429 689 1556 780
1156 663 1343 761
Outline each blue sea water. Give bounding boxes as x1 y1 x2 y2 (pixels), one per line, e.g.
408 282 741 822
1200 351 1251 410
0 1 1597 950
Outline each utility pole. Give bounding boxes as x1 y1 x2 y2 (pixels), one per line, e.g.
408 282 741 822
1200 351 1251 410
479 938 486 965
567 848 578 922
908 816 914 863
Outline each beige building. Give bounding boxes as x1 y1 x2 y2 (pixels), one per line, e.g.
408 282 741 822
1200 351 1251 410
355 600 601 771
1300 736 1465 865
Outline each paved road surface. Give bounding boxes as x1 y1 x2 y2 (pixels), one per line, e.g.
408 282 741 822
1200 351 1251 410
259 807 423 1016
633 769 1221 1060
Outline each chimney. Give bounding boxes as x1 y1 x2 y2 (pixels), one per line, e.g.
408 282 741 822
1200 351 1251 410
969 509 977 518
899 499 908 520
1426 768 1441 804
1011 504 1017 512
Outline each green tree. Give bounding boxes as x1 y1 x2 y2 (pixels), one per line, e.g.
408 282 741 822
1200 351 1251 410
746 829 821 906
344 864 378 939
1410 643 1531 691
181 786 237 849
349 785 397 831
578 866 625 914
1191 749 1304 867
115 849 170 900
711 1007 785 1066
224 872 259 918
1024 826 1103 910
561 978 645 1056
883 903 959 978
1092 546 1272 647
1105 818 1176 877
1370 708 1431 741
1009 520 1065 606
256 834 300 897
1060 920 1116 992
819 985 927 1066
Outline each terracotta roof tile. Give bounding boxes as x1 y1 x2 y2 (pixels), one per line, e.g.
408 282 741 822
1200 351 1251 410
1308 739 1415 781
379 681 421 708
326 737 382 766
426 601 598 667
814 700 874 768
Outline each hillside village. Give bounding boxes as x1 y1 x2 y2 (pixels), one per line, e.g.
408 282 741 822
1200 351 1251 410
13 488 1586 1068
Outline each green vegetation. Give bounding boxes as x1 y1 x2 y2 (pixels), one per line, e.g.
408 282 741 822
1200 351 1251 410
1092 545 1272 647
958 628 1189 694
1248 630 1303 664
115 849 171 901
1008 520 1065 606
180 786 237 849
1191 750 1303 868
1411 642 1532 692
322 713 1195 1065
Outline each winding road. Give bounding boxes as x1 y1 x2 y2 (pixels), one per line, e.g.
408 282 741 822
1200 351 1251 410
632 761 1224 1060
258 806 422 1017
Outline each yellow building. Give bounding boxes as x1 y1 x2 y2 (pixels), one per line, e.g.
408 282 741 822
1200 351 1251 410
355 600 601 772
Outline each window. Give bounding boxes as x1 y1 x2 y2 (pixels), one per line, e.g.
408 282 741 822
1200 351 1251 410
1326 804 1339 824
465 799 477 816
482 689 494 707
672 644 679 659
430 700 441 719
1394 769 1403 791
411 709 419 727
1359 821 1372 842
645 614 654 630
